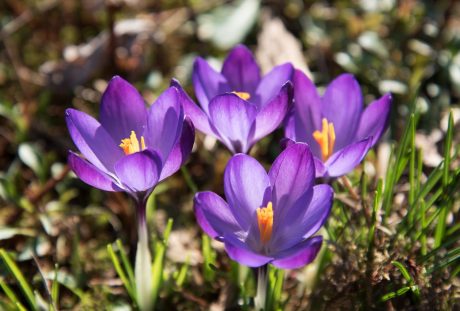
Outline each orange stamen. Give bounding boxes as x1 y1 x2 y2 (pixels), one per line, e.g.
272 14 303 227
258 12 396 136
119 131 146 155
256 202 273 244
232 91 251 100
313 118 336 161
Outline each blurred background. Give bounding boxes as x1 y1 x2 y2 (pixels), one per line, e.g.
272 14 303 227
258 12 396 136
0 0 459 310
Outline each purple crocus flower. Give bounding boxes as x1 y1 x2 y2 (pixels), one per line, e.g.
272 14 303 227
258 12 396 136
285 70 392 178
66 76 194 310
66 76 195 202
194 143 333 268
183 44 293 154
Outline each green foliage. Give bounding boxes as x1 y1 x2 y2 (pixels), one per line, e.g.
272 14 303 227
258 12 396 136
1 0 459 310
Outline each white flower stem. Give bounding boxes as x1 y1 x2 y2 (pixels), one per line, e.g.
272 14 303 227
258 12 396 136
135 201 152 311
255 265 268 311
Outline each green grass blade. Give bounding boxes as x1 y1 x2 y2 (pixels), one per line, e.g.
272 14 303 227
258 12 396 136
116 239 135 289
181 166 198 193
0 277 27 310
380 286 416 302
427 246 460 274
434 112 454 248
383 114 416 218
202 234 216 282
368 179 383 247
0 249 37 311
51 264 59 310
152 218 174 309
419 199 427 256
419 230 460 263
391 261 412 283
442 112 453 186
407 116 416 226
174 258 189 288
107 244 136 302
266 267 284 311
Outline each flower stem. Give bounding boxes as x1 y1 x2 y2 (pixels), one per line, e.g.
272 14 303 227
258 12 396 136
255 265 268 311
135 200 153 311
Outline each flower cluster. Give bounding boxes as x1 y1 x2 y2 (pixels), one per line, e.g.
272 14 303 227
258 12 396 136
66 44 391 309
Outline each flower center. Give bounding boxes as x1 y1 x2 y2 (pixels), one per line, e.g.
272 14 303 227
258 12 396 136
232 91 251 100
256 202 273 244
119 130 146 155
313 118 336 161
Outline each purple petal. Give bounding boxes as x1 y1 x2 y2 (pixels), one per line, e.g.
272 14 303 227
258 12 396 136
255 63 293 108
171 79 217 138
322 74 363 150
65 108 123 174
272 236 323 269
325 138 372 177
100 76 148 143
279 137 296 150
145 87 183 161
356 93 392 146
224 154 271 231
284 110 296 141
314 157 326 178
114 149 162 192
193 191 242 239
192 57 230 113
208 94 258 153
268 143 315 225
221 45 260 93
300 184 333 238
68 151 122 192
270 184 332 251
224 235 272 267
290 70 322 158
250 82 292 145
159 117 195 181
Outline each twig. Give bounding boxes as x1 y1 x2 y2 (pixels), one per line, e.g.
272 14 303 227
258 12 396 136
340 176 360 201
32 255 58 311
26 166 71 204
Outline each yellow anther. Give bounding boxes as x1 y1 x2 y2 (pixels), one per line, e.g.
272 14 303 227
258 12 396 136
256 202 273 244
119 131 146 155
232 91 251 100
313 118 336 161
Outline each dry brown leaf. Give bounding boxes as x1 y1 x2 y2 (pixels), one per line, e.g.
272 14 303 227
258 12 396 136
256 10 312 78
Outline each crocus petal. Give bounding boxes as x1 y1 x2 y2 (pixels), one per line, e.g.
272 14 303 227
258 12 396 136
284 110 296 141
224 235 273 267
209 94 258 153
250 82 292 145
145 87 183 161
314 157 326 178
192 57 230 113
159 117 195 181
279 137 296 150
221 44 260 93
114 149 162 192
100 76 148 143
271 184 332 251
194 191 243 239
255 63 293 108
272 236 323 269
322 74 363 150
290 70 322 157
170 79 217 138
65 108 123 174
68 151 121 192
325 138 372 177
356 93 392 146
224 154 271 231
268 143 315 225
